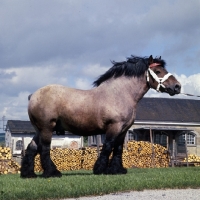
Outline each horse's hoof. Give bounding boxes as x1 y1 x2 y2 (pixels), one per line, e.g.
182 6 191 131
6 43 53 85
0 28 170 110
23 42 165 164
93 154 110 175
42 170 62 178
20 172 37 178
52 170 62 177
93 169 102 175
106 167 127 175
120 168 127 174
93 166 107 175
93 170 104 175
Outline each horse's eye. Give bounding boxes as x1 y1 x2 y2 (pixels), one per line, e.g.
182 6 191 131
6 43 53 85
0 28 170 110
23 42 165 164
155 71 160 75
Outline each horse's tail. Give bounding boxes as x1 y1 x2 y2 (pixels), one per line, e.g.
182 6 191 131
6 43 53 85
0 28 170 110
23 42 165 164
28 94 32 100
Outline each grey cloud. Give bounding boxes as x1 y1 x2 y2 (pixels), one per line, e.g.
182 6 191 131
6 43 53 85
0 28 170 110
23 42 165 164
0 71 16 79
0 1 170 68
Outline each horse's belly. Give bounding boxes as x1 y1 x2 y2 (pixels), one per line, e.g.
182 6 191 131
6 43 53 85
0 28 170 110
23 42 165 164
61 120 103 136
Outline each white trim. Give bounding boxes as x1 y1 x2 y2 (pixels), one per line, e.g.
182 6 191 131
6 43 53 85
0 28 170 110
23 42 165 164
134 121 200 127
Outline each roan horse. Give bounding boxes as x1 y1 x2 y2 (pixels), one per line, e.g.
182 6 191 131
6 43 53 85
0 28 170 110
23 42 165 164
21 55 181 178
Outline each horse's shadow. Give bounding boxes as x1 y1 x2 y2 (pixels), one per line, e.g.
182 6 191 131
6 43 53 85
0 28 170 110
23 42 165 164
37 171 93 178
62 172 93 176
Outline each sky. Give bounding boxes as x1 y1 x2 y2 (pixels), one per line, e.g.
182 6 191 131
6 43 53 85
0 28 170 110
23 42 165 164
0 0 200 124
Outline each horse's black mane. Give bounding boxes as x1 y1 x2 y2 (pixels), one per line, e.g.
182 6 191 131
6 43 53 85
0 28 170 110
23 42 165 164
93 55 166 87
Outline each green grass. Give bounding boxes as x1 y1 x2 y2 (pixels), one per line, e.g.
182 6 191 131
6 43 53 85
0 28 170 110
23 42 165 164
1 167 200 199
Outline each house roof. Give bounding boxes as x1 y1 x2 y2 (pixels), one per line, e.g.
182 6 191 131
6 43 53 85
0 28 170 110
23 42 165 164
135 97 200 124
6 120 36 134
6 120 72 135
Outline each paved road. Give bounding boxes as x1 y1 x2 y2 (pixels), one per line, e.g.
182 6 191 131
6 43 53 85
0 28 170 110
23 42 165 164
66 189 200 200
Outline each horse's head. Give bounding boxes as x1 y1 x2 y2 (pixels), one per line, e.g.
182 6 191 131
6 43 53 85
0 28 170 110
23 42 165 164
147 55 181 96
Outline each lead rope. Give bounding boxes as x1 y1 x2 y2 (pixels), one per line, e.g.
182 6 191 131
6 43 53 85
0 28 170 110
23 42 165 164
180 93 200 98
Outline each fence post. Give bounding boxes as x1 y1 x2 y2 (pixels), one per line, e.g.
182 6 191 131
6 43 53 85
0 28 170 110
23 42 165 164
97 135 100 157
171 139 175 167
150 128 155 168
22 137 25 157
124 131 128 150
185 139 188 167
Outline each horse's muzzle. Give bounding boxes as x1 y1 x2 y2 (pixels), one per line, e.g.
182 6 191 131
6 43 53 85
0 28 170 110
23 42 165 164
167 83 181 96
174 83 181 94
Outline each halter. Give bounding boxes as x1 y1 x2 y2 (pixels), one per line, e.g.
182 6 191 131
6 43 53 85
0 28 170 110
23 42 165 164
147 63 172 92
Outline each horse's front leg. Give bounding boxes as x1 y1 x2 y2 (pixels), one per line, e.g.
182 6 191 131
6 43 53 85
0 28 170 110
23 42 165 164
93 138 114 174
38 131 62 178
107 133 127 174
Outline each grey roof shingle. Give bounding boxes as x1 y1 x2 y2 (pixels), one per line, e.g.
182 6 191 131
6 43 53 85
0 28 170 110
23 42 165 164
136 97 200 123
6 120 35 134
6 120 72 135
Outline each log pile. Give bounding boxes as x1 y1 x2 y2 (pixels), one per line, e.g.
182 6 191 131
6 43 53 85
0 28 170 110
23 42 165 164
0 146 12 160
123 141 169 168
34 148 83 172
34 141 169 172
0 147 20 175
183 154 200 166
0 141 170 174
81 147 98 170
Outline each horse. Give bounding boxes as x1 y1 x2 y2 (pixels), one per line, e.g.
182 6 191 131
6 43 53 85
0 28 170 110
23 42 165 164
20 55 181 178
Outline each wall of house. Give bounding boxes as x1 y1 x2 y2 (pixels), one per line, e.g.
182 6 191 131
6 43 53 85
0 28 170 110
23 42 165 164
51 134 83 149
5 131 34 155
130 124 200 157
88 125 200 158
5 130 11 149
5 131 83 155
187 127 200 156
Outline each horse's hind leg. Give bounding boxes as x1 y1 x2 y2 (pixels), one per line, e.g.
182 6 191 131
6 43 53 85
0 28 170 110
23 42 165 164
107 132 127 174
38 130 62 178
93 138 114 174
20 134 39 178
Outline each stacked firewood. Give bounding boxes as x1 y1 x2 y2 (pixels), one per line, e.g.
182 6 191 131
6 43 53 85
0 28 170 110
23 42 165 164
0 147 20 175
34 141 169 172
34 148 83 172
0 141 170 175
122 141 169 168
0 147 12 160
81 147 98 170
183 154 200 166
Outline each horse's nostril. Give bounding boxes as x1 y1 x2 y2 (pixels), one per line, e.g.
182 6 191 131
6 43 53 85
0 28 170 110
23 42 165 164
175 83 181 93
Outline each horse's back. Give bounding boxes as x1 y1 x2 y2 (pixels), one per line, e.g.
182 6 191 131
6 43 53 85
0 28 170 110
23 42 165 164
29 84 92 113
28 84 102 133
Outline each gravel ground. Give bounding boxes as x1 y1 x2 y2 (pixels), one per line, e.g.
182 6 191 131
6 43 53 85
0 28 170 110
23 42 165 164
65 189 200 200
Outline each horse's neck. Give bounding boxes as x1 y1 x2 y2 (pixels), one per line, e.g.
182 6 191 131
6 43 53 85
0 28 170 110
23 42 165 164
98 75 149 103
129 75 149 102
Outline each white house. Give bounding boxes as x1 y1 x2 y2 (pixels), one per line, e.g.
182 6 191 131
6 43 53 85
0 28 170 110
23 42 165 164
5 120 83 155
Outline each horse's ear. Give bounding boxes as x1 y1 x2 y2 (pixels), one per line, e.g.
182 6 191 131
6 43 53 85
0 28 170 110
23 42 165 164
148 55 153 64
159 56 161 60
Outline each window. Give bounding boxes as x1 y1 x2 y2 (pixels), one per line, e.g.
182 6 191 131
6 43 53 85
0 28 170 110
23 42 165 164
16 140 23 150
178 132 196 146
89 135 103 146
178 134 185 146
128 130 137 141
186 132 195 145
154 131 168 147
91 135 96 145
101 134 106 144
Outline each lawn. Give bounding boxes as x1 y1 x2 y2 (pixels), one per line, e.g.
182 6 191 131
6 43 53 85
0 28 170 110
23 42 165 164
1 167 200 200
